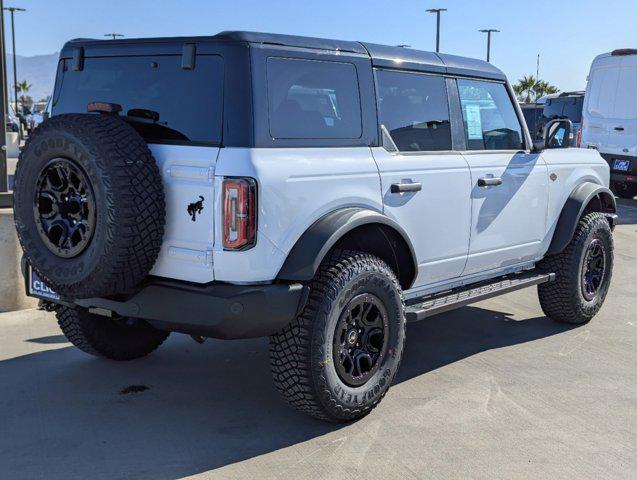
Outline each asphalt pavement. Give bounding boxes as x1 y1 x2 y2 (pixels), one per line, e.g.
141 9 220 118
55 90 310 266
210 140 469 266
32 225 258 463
0 199 635 480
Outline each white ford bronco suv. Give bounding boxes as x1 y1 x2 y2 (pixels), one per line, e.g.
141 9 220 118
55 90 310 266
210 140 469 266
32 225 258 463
13 32 617 422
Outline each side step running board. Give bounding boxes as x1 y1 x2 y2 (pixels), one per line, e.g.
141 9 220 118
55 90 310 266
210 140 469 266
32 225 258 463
405 271 555 322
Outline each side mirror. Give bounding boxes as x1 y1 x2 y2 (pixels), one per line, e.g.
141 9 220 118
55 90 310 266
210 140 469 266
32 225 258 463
542 119 573 150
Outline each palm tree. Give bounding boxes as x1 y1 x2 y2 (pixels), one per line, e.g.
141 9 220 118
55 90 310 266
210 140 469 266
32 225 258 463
17 80 32 106
511 75 535 103
534 80 559 100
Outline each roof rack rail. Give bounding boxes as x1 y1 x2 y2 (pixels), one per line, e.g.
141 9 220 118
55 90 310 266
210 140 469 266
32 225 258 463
611 48 637 56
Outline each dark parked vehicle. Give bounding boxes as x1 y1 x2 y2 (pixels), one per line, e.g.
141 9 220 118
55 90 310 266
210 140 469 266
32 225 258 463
539 92 585 146
520 103 544 141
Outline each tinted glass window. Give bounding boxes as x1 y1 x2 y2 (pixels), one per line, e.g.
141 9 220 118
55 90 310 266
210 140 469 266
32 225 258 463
267 57 362 139
54 55 224 145
375 70 451 151
542 99 564 119
562 97 583 123
457 79 524 150
543 97 583 123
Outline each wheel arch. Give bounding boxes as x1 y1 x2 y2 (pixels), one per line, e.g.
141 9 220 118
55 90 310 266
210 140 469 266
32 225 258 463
546 182 617 256
276 207 418 289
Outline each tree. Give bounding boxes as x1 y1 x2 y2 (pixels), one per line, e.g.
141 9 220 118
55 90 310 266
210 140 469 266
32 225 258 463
17 80 32 107
534 80 559 99
512 75 560 103
513 75 537 103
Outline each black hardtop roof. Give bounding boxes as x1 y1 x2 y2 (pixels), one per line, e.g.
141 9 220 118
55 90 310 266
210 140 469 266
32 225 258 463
62 30 506 80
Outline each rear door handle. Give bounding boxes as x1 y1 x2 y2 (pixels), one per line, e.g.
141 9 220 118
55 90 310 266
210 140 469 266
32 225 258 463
478 177 503 187
390 182 422 193
614 126 625 131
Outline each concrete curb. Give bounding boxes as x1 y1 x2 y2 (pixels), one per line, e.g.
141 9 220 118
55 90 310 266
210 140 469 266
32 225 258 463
0 208 38 313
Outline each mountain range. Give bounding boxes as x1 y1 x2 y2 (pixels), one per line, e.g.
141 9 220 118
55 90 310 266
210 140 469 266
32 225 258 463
4 52 59 103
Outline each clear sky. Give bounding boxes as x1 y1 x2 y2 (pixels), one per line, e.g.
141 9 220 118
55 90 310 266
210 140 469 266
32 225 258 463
4 0 637 91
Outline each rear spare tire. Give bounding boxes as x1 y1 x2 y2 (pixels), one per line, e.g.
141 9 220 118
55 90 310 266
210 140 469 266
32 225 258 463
13 113 165 298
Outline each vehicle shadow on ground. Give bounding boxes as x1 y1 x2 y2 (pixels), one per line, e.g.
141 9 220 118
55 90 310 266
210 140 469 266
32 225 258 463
616 198 637 225
1 306 575 480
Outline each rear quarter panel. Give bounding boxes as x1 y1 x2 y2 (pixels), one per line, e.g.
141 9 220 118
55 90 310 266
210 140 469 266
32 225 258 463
212 147 383 283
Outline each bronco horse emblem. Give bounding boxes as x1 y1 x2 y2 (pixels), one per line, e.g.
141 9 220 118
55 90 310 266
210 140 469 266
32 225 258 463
187 196 204 221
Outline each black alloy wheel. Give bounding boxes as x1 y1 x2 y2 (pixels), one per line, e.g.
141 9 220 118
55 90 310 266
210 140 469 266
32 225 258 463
33 157 96 258
581 238 606 301
333 293 389 387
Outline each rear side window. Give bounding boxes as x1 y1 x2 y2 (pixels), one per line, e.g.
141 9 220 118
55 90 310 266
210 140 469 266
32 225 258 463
375 70 451 151
457 79 524 151
267 57 362 139
54 55 224 145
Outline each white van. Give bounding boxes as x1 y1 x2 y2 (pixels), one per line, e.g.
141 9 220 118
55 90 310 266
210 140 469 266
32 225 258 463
582 49 637 198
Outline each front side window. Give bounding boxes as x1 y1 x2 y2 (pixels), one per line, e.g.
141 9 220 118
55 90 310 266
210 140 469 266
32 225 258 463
376 70 451 151
267 57 362 139
457 79 524 151
54 55 224 145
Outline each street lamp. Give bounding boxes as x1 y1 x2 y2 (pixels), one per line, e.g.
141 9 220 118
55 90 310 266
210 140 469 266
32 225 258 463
479 29 500 63
104 33 124 40
0 0 8 198
426 8 447 53
3 6 25 122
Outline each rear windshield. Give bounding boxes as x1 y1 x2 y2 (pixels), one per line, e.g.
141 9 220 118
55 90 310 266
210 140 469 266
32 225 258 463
542 97 583 123
53 55 224 145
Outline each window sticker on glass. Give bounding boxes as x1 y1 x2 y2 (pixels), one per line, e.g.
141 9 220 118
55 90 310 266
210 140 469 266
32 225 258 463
465 104 483 140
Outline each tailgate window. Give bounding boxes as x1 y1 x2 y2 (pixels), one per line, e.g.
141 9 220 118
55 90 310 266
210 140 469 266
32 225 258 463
54 55 224 145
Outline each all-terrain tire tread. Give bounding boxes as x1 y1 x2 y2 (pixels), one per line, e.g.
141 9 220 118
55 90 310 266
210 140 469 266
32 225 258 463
269 249 405 422
537 212 613 324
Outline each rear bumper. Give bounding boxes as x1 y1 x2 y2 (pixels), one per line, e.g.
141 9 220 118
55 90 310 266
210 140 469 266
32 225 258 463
22 258 307 340
77 280 306 339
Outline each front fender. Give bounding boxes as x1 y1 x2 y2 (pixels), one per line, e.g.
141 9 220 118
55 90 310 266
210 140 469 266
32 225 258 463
546 182 616 255
276 207 417 284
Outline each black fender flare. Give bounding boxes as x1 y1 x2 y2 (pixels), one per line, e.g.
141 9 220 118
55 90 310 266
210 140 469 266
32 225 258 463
276 207 418 286
546 182 616 255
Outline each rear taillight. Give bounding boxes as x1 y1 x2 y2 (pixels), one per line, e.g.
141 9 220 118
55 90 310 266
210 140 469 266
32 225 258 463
222 178 256 250
576 118 583 147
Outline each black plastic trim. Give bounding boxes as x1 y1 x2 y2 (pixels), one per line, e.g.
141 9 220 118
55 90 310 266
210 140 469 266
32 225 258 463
276 207 418 287
66 280 306 340
546 182 617 255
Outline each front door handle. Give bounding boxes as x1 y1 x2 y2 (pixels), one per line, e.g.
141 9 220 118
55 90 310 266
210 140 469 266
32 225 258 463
614 126 625 131
478 177 503 187
391 182 422 193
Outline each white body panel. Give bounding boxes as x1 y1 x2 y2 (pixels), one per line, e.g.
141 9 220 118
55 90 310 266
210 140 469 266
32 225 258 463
148 143 609 293
461 151 549 275
149 144 219 283
212 147 383 283
371 147 472 286
582 52 637 157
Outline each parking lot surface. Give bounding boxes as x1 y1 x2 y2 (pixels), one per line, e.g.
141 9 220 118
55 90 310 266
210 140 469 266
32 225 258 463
0 199 635 480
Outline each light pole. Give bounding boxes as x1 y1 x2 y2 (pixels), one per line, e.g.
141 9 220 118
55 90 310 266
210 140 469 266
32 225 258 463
3 6 25 119
104 33 124 40
0 0 8 198
426 8 447 53
479 29 499 63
